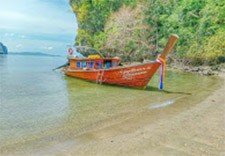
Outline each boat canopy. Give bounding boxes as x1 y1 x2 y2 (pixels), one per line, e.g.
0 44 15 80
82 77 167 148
68 56 120 70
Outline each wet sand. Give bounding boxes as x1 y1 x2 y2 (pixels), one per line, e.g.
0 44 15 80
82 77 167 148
68 74 225 156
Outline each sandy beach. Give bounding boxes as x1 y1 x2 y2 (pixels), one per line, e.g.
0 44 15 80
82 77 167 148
1 72 224 156
66 74 225 156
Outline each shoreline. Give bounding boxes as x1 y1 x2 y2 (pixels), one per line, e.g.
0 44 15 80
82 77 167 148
1 72 224 156
69 73 225 156
123 61 225 76
21 73 224 156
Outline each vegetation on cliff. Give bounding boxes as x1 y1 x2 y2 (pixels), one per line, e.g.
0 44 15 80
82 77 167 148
70 0 225 65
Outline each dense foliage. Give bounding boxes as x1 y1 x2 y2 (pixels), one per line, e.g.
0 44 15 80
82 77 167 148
70 0 137 46
144 0 225 65
70 0 225 65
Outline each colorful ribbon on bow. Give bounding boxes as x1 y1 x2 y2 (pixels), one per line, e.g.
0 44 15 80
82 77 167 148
156 55 166 90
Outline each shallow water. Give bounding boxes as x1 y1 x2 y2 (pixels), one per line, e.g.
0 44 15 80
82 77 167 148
0 55 221 155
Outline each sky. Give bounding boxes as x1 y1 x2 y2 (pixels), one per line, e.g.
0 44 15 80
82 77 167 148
0 0 77 55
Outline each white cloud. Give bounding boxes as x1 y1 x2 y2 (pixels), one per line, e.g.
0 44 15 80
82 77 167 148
46 46 53 50
5 39 68 55
0 0 77 35
4 33 15 37
16 44 23 48
48 47 53 50
19 35 26 39
0 0 78 54
41 46 54 51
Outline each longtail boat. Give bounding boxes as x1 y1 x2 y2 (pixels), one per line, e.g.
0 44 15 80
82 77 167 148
63 34 179 88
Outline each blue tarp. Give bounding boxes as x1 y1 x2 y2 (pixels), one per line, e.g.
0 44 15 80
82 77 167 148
106 62 111 68
77 62 81 68
82 62 86 68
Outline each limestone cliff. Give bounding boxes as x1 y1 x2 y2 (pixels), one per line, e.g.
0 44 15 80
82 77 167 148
70 0 225 65
0 42 8 54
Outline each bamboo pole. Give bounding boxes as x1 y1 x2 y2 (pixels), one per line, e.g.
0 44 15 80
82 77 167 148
160 34 179 59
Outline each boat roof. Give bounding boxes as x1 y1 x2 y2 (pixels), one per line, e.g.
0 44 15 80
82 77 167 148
68 57 120 61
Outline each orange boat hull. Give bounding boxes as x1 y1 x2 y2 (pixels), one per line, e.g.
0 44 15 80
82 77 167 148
63 34 179 88
64 62 161 88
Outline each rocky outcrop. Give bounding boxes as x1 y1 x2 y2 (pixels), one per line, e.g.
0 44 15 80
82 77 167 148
0 42 8 54
168 62 225 76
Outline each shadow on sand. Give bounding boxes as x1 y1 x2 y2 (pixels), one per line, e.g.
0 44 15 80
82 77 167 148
145 86 192 95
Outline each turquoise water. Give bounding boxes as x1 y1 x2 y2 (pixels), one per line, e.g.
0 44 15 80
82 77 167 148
0 55 221 155
0 55 68 142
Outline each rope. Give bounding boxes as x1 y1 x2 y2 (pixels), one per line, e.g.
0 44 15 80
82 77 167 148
156 55 166 90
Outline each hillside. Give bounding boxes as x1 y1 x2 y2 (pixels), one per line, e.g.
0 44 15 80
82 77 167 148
70 0 225 66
